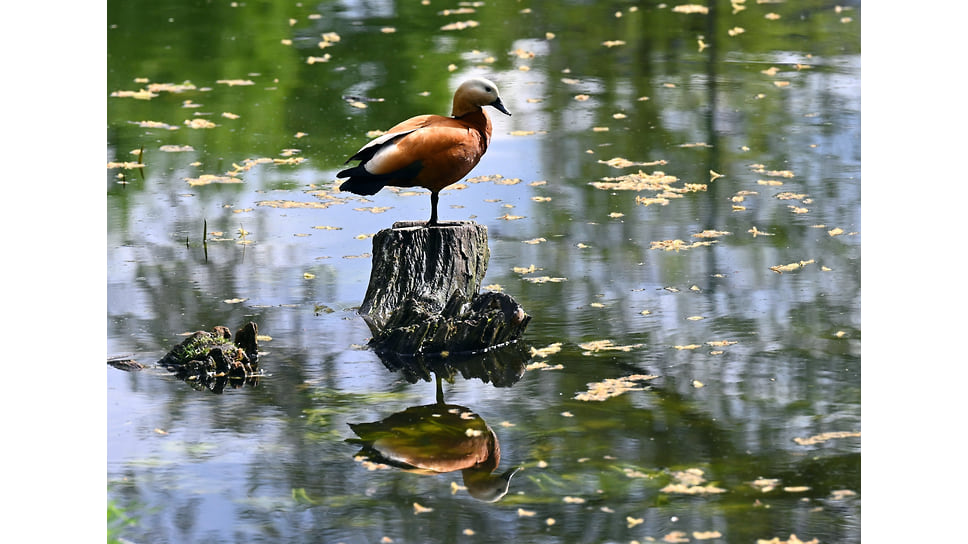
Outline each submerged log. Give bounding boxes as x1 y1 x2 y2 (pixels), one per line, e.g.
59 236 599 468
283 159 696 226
107 356 145 371
360 220 530 357
156 322 262 393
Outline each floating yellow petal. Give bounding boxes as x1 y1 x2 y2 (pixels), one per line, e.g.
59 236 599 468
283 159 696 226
184 118 217 129
523 276 567 284
651 239 716 251
107 161 145 170
598 157 667 168
769 259 815 274
664 530 691 543
672 4 709 14
531 343 562 358
184 174 241 186
692 229 731 238
441 20 479 31
159 145 193 152
111 89 159 100
135 120 179 130
575 374 657 401
413 503 433 514
748 226 773 237
661 483 726 495
578 340 644 354
216 79 255 86
592 170 678 191
793 431 860 446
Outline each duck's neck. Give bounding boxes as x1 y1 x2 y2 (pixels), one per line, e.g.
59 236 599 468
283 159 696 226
477 427 500 471
454 108 492 145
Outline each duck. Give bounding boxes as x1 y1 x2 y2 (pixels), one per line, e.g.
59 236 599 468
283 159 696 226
337 77 511 226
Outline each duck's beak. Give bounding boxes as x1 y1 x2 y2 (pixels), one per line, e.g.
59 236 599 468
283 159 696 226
490 97 511 116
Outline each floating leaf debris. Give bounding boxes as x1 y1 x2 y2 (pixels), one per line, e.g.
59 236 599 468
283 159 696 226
769 259 815 274
574 374 657 401
793 431 860 446
578 339 644 355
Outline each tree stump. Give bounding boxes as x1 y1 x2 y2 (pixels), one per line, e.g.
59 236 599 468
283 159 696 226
359 220 530 357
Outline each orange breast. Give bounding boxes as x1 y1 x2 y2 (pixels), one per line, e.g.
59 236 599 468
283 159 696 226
365 110 493 191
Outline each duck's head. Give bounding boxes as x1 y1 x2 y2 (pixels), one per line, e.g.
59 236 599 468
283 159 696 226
452 77 511 118
462 466 521 502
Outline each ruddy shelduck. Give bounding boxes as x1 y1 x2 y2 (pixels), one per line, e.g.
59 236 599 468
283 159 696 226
337 77 511 226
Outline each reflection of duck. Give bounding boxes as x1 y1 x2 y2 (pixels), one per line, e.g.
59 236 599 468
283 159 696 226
348 377 519 502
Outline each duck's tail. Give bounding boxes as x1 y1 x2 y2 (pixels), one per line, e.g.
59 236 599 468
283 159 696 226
337 160 423 195
337 166 387 196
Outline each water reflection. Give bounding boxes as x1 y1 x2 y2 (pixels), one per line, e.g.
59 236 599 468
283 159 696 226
374 340 529 387
348 374 520 502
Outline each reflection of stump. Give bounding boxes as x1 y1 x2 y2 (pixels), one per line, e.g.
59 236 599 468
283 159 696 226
375 338 530 387
360 221 530 356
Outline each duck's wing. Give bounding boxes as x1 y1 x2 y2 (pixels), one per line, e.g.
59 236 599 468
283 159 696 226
337 115 487 178
342 129 418 165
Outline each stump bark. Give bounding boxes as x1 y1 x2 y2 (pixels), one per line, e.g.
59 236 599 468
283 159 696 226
359 220 530 357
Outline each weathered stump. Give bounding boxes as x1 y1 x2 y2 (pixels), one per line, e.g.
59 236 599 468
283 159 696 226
359 220 530 357
360 221 489 332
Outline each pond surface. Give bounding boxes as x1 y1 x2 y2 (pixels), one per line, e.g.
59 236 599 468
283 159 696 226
107 1 861 542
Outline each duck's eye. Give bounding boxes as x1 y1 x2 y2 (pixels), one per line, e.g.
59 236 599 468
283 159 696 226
484 86 493 93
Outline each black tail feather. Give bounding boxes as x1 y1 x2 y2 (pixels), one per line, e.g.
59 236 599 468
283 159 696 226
338 175 387 196
337 160 424 196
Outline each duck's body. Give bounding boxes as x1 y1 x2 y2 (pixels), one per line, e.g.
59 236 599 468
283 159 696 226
348 403 498 474
337 78 510 226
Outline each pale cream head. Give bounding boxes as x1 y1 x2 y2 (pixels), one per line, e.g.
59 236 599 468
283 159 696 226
452 77 511 118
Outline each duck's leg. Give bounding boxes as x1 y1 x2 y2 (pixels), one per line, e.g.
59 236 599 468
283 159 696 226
427 191 440 227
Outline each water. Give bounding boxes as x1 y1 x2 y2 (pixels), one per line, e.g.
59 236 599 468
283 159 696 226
107 1 861 542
